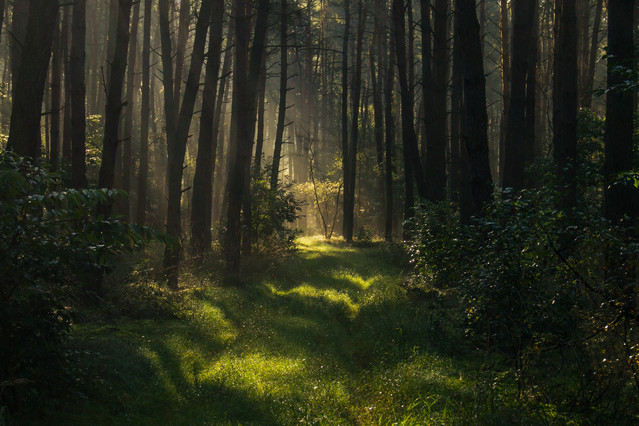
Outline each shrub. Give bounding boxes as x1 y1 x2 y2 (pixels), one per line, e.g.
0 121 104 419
0 151 169 412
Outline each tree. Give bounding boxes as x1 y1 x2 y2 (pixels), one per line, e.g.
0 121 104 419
553 0 578 212
604 0 637 224
7 0 59 159
70 0 88 189
453 0 493 217
270 0 289 191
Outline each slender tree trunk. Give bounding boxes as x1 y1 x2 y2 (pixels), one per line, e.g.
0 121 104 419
503 0 535 191
393 0 427 210
341 0 352 240
136 0 153 224
191 0 224 258
70 0 88 189
604 0 637 224
10 0 29 95
384 24 395 241
499 0 510 185
61 6 72 162
253 53 267 176
271 0 288 190
583 0 603 110
7 0 58 159
161 0 214 287
454 0 493 216
97 0 132 217
524 3 539 172
553 0 578 212
173 0 191 103
420 0 433 172
122 3 140 221
50 20 62 167
426 0 448 201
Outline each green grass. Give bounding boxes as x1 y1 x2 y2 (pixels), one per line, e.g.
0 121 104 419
20 237 562 425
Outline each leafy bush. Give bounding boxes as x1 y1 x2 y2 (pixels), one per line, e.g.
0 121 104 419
250 170 302 254
0 151 169 412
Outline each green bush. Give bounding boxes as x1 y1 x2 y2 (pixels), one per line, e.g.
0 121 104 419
0 151 169 412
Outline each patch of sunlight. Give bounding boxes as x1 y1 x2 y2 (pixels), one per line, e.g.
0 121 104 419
267 283 360 318
297 235 357 255
195 301 238 343
331 270 375 290
202 353 305 397
138 346 180 398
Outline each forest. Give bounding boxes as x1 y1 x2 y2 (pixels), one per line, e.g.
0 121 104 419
1 0 639 423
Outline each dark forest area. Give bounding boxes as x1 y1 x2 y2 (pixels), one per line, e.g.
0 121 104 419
2 0 639 423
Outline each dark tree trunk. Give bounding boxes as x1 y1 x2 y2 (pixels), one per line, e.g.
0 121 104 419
7 0 58 159
340 0 352 240
10 0 29 94
454 0 493 217
161 0 214 287
524 2 539 172
70 0 88 189
191 0 224 258
604 0 637 224
503 0 536 191
384 24 395 241
97 0 132 217
498 0 509 185
122 3 140 221
173 0 191 103
583 0 603 110
50 20 62 167
553 0 578 212
225 0 271 278
270 0 288 190
425 0 448 201
253 53 267 176
136 0 153 224
392 0 427 211
61 6 72 162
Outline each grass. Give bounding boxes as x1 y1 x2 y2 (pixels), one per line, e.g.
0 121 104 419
19 236 563 425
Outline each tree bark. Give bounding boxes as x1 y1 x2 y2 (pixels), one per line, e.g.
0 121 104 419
270 0 288 190
7 0 58 159
96 0 132 217
454 0 493 217
191 0 224 258
136 0 153 224
50 20 62 167
553 0 578 212
10 0 29 94
604 0 637 224
340 0 351 238
70 0 88 189
384 21 395 241
499 0 510 185
583 0 603 110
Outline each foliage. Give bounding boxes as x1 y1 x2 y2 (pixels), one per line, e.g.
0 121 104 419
250 168 302 254
0 150 171 413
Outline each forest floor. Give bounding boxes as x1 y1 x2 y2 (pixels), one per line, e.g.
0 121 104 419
24 237 544 425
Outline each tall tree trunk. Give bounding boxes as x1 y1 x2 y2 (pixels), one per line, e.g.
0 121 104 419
420 0 433 168
604 0 637 224
253 53 267 176
61 6 72 162
136 0 153 224
503 0 536 191
70 0 88 189
393 0 427 213
426 0 448 201
270 0 288 190
122 3 140 221
384 22 395 241
524 2 539 172
583 0 603 110
191 0 224 258
225 0 271 278
553 0 578 212
97 0 132 217
498 0 510 185
340 0 351 238
50 20 62 167
10 0 29 94
454 0 493 217
161 0 214 287
7 0 58 159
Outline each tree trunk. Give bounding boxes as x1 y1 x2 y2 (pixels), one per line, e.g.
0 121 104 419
384 22 395 241
61 6 72 162
136 0 153 224
173 0 191 103
499 0 510 185
225 0 271 278
7 0 58 159
253 53 267 176
70 0 88 189
553 0 578 212
392 0 427 211
191 0 224 258
503 0 536 191
122 2 140 221
50 20 62 167
340 0 351 239
270 0 288 190
426 0 448 201
97 0 132 217
10 0 29 94
454 0 493 217
161 0 214 287
583 0 603 110
604 0 637 224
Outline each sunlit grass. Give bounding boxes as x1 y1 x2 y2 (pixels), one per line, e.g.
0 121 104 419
24 236 568 425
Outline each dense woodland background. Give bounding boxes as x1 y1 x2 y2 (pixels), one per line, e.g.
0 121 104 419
2 0 639 423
